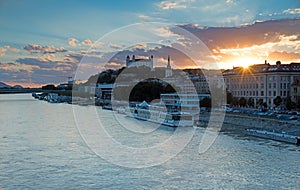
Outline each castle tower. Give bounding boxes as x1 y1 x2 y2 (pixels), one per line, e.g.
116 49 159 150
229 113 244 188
165 55 172 77
126 55 130 67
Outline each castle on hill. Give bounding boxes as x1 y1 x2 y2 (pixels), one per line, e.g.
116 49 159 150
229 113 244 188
126 55 154 70
125 55 172 78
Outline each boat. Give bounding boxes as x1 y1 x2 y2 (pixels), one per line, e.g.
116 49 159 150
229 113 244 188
125 101 195 127
246 129 300 145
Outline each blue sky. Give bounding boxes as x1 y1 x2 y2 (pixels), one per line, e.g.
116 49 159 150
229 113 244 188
0 0 299 86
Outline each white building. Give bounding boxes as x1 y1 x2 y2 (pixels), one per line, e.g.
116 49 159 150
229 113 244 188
160 93 200 115
291 76 300 104
126 55 153 70
223 61 300 108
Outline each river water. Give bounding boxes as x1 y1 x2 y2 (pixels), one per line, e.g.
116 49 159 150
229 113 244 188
0 94 299 189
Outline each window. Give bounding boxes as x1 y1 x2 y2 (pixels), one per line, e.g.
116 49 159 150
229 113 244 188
273 83 276 88
273 91 276 96
269 83 272 89
261 91 264 96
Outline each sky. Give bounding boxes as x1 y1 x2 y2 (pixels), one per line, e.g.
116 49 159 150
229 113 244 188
0 0 299 87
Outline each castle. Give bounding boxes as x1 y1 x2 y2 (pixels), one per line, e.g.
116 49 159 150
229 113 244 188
126 55 154 70
125 55 172 78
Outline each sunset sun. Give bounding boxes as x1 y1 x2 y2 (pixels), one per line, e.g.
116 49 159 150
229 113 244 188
231 57 260 69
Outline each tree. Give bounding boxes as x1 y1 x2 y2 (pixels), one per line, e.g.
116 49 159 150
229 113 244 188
247 97 254 107
258 98 264 106
273 96 282 107
232 97 239 106
285 96 296 110
262 102 267 108
297 98 300 109
226 91 233 105
200 97 211 108
42 84 56 90
239 97 247 107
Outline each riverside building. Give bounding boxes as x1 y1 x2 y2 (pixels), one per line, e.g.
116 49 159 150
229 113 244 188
223 61 300 109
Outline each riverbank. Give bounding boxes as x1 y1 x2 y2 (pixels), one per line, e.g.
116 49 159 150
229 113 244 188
198 112 300 137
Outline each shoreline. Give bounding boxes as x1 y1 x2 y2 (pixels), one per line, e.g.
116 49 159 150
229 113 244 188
198 112 300 137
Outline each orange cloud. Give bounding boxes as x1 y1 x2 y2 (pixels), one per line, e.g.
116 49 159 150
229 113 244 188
68 38 78 47
0 46 19 56
82 39 93 46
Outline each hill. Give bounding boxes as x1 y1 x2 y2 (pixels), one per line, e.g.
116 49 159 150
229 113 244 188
0 82 11 88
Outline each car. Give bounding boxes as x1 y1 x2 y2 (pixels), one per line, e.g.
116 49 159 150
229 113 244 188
288 111 297 115
289 116 298 120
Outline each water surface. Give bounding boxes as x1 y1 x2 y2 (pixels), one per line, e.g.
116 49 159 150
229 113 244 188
0 94 299 189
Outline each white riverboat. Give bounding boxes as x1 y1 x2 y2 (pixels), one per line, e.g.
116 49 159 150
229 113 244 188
125 101 195 127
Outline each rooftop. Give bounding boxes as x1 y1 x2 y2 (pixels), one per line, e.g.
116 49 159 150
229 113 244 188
223 61 300 75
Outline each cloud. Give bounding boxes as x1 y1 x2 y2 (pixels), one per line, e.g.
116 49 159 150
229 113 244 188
23 44 67 54
154 27 180 38
268 51 300 62
0 48 6 57
283 8 300 15
0 62 39 73
137 14 153 20
109 43 124 50
0 46 19 56
4 46 19 52
158 0 188 10
38 54 57 62
68 38 78 47
104 61 125 69
3 53 80 84
132 44 147 50
81 39 93 46
217 35 300 56
69 38 94 47
178 19 300 50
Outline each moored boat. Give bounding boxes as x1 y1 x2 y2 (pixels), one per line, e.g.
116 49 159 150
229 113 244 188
125 101 194 127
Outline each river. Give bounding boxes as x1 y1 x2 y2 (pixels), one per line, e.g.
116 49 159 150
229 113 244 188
0 94 299 189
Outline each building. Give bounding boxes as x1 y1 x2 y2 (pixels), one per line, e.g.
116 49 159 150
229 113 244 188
160 93 200 115
96 83 115 102
223 61 300 108
291 76 300 104
126 55 153 70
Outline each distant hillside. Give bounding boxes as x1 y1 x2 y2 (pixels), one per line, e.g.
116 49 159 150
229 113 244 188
0 82 23 89
13 85 23 89
0 82 11 88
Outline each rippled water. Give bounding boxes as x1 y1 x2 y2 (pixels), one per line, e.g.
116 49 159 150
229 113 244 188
0 94 299 189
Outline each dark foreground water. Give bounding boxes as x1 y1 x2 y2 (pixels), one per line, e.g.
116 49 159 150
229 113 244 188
0 94 299 189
